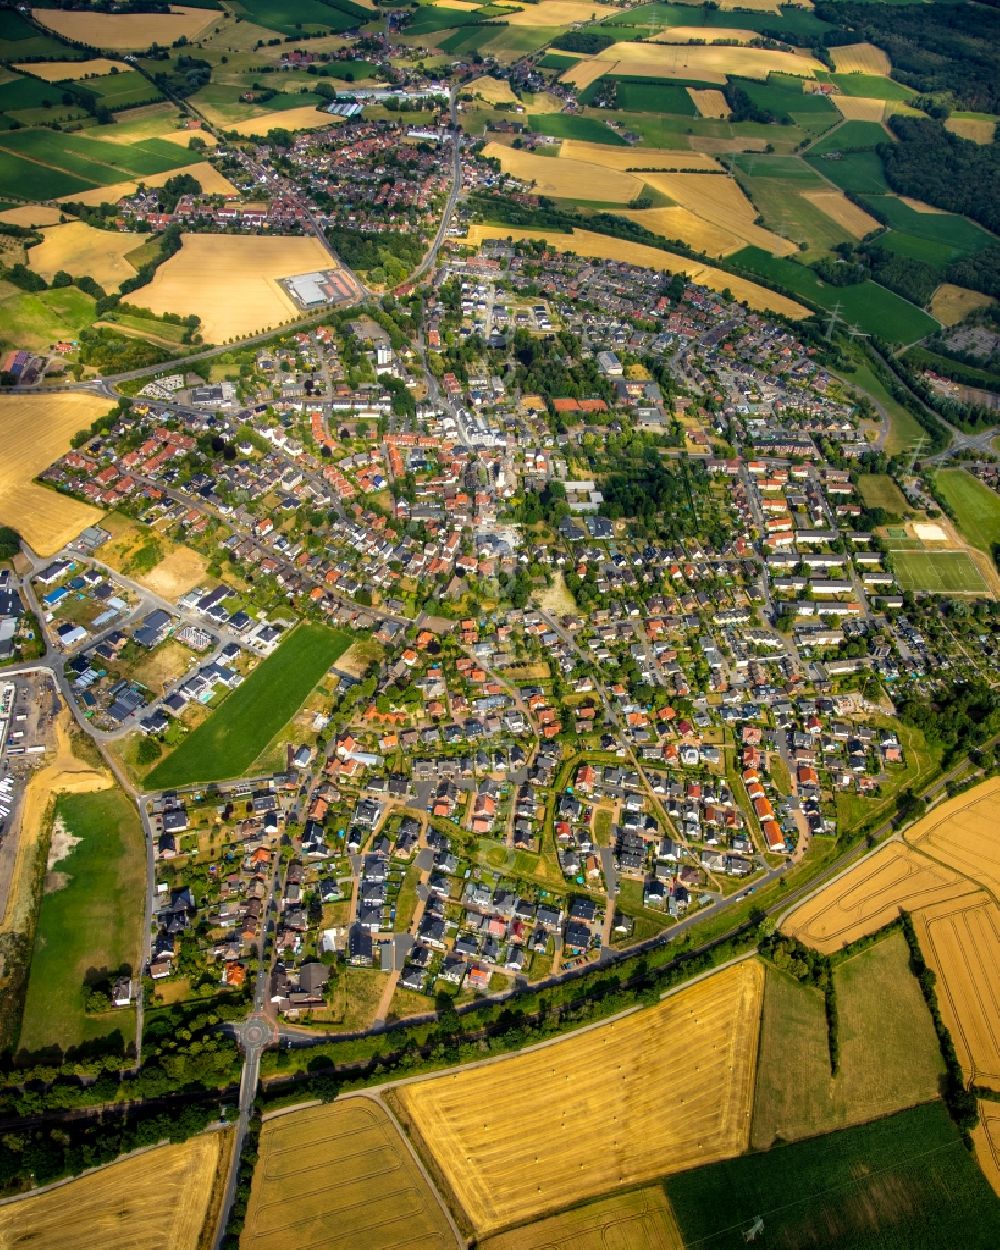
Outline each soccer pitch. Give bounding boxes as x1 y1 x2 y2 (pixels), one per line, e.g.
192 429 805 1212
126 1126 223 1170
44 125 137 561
891 550 988 595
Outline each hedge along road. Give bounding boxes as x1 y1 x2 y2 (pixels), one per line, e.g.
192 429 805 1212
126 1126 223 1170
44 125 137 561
144 623 353 790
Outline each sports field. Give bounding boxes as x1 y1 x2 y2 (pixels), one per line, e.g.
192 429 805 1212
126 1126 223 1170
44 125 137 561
146 624 352 788
18 784 146 1052
752 933 943 1149
34 5 217 49
241 1099 456 1250
0 1132 223 1250
29 221 143 291
782 840 978 954
890 549 988 594
392 960 763 1235
134 232 335 341
667 1102 1000 1250
934 469 1000 556
0 393 111 554
480 1187 682 1250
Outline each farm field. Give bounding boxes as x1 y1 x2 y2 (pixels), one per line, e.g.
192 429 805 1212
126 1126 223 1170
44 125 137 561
801 187 879 237
391 960 763 1236
145 623 352 788
830 41 891 75
929 284 994 325
482 142 642 202
912 893 1000 1090
0 1132 224 1250
688 87 729 118
28 221 144 291
463 223 808 316
904 779 1000 912
241 1099 456 1250
639 171 798 254
0 393 111 554
14 57 124 81
18 784 146 1052
781 840 978 954
0 128 195 196
934 469 1000 556
752 933 943 1149
0 282 98 354
557 139 719 172
58 159 237 206
945 114 996 144
857 472 908 513
33 5 217 50
504 0 617 24
226 104 339 135
889 549 989 595
563 42 824 86
974 1102 1000 1197
667 1102 1000 1250
620 205 747 257
480 1187 682 1250
0 204 63 228
132 232 333 342
833 94 886 121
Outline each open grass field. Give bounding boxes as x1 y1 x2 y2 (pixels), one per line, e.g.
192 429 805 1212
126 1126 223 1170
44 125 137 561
913 892 1000 1090
890 549 989 595
857 472 908 512
826 72 914 103
482 141 642 203
934 469 1000 556
668 1102 1000 1250
57 158 237 206
0 282 100 354
146 623 352 788
526 113 627 144
735 168 852 257
830 41 891 75
564 43 823 87
469 74 519 105
752 933 943 1150
929 284 994 326
18 783 146 1053
904 778 1000 906
464 223 808 316
14 57 124 81
392 960 763 1236
33 5 217 50
0 128 194 195
782 840 978 954
28 220 143 291
0 393 110 554
0 1132 223 1250
241 1099 456 1250
480 1187 682 1250
133 232 332 342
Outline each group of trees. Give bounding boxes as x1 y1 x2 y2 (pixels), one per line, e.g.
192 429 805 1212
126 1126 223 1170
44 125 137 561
880 118 1000 237
895 678 1000 767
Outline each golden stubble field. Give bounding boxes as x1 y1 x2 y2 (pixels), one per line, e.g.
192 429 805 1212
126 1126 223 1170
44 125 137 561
33 4 216 49
802 188 880 238
688 87 731 118
462 223 809 317
832 95 886 122
503 0 617 24
392 961 763 1236
482 141 643 203
0 205 64 228
945 117 996 144
904 778 1000 897
0 393 111 555
241 1099 456 1250
133 232 334 342
12 57 124 81
226 106 341 136
57 159 237 207
974 1101 1000 1197
480 1187 683 1250
930 284 994 326
830 42 892 75
0 1131 223 1250
557 139 721 171
29 221 144 292
640 171 799 255
563 43 823 86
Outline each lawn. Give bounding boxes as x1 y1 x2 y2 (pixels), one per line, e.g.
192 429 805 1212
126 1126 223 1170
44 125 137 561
145 623 352 788
18 786 145 1054
857 473 908 513
667 1102 1000 1250
890 549 989 595
752 933 943 1149
935 469 1000 556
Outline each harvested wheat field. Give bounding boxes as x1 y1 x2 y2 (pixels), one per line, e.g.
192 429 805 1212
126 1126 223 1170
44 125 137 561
945 116 997 144
133 233 332 342
522 91 568 114
160 127 218 148
913 892 1000 1089
13 57 123 81
34 5 215 50
392 961 763 1236
483 141 642 202
56 160 237 207
470 75 519 105
0 393 111 555
29 221 144 291
904 777 1000 897
558 139 721 172
463 223 808 316
930 284 994 326
974 1102 1000 1197
1 703 111 937
717 0 785 10
564 43 822 87
0 204 63 228
652 25 757 43
691 135 769 154
782 840 979 955
0 1132 222 1250
688 87 731 118
641 172 798 254
503 0 616 24
560 58 609 91
832 95 886 122
619 205 746 256
480 1187 683 1250
801 188 880 238
242 1099 456 1250
831 42 891 75
226 106 340 137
